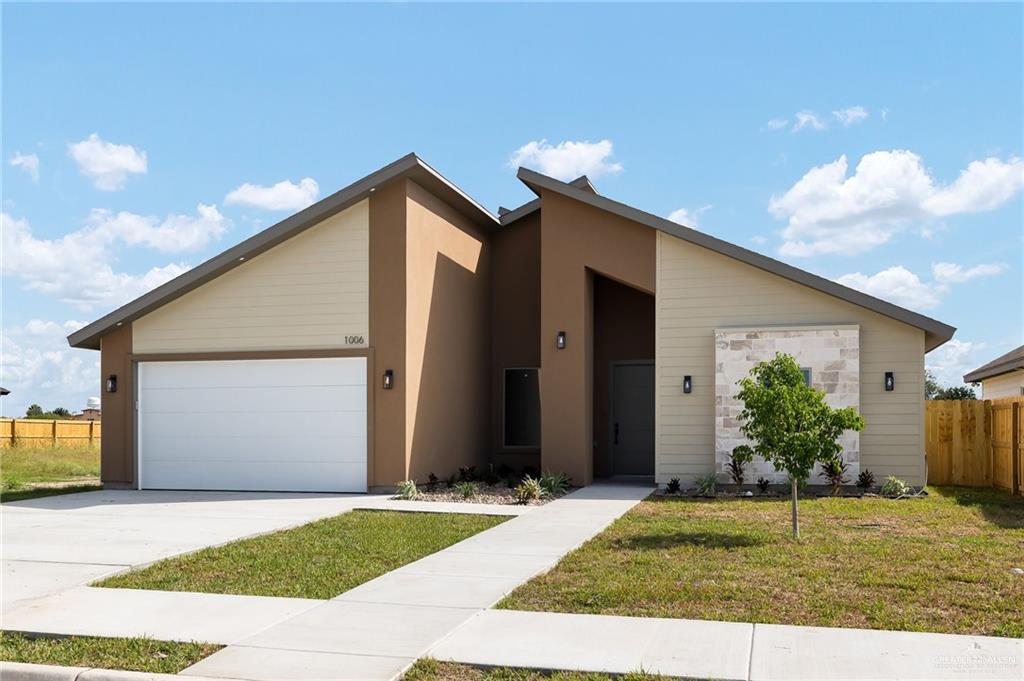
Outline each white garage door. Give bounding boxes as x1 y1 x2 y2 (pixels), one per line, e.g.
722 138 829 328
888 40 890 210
138 358 367 492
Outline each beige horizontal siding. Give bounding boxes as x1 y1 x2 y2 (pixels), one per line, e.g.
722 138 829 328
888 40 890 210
980 371 1024 399
133 200 369 353
656 231 927 486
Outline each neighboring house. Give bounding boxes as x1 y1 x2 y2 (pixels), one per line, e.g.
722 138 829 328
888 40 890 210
67 154 956 493
74 409 102 421
963 345 1024 399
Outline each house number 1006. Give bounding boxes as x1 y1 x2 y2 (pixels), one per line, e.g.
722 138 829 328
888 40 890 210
345 335 365 345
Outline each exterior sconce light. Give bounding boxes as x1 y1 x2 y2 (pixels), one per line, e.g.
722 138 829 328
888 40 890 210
383 370 394 390
884 371 894 392
556 331 567 350
683 375 692 394
105 374 117 393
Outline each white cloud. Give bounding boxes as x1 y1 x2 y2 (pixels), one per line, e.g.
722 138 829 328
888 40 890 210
1 211 196 311
86 204 228 252
667 205 712 228
766 118 789 131
837 261 1005 311
833 106 869 127
771 150 1024 256
931 261 1007 284
837 266 942 310
68 133 147 191
750 235 768 245
225 178 320 211
0 319 100 418
508 139 623 181
9 152 40 181
926 339 983 388
792 110 826 132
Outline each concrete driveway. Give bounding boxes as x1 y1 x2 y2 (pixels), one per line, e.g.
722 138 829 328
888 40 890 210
1 489 390 609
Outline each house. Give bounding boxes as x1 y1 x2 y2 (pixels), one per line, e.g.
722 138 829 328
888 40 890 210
67 154 956 493
73 397 102 421
963 345 1024 399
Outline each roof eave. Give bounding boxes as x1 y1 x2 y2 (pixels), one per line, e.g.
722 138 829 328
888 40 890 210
516 167 956 352
68 153 499 350
964 361 1024 383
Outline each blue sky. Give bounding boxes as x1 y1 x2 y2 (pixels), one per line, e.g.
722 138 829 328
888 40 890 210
2 3 1022 417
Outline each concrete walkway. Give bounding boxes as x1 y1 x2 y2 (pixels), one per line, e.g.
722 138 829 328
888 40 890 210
179 484 650 680
429 609 1024 681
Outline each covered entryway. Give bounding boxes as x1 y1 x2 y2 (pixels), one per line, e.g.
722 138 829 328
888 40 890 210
137 357 367 492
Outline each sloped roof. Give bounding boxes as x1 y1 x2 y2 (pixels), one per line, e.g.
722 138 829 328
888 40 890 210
516 167 956 352
67 154 498 350
963 344 1024 383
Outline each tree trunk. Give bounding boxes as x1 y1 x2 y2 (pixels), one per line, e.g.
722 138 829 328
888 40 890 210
790 477 800 539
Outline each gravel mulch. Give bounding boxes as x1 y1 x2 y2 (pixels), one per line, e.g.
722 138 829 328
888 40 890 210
399 483 571 506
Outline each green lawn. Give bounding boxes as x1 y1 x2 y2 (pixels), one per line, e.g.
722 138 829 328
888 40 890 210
500 486 1024 638
1 483 102 503
0 632 219 674
1 444 100 484
404 659 672 681
98 510 509 599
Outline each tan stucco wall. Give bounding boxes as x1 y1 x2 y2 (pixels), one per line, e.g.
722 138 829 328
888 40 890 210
405 180 491 481
99 323 133 485
980 371 1024 399
490 212 541 469
656 231 927 486
133 200 369 353
540 192 656 484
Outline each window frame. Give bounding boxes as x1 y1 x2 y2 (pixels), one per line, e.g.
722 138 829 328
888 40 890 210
502 367 541 449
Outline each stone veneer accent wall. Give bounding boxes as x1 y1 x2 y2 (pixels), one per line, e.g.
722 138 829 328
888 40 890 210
715 325 860 484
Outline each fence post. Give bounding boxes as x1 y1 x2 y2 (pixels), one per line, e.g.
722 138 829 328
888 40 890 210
89 420 95 446
10 418 16 447
1012 402 1021 496
52 419 59 446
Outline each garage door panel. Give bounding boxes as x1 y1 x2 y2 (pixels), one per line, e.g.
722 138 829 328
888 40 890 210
141 385 366 415
138 358 367 493
140 435 367 465
141 460 367 493
141 410 365 440
141 358 366 389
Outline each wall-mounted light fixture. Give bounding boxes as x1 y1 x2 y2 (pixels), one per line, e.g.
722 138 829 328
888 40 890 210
383 370 394 390
105 374 117 393
683 375 692 394
556 331 567 350
884 371 894 392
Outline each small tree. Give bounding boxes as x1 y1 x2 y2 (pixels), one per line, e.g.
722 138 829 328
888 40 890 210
736 353 865 538
25 404 43 418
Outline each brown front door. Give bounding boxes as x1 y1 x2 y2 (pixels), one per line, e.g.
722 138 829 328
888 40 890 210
611 362 655 477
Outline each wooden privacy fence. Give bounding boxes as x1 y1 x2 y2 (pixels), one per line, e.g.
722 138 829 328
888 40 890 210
0 419 101 448
926 398 1022 495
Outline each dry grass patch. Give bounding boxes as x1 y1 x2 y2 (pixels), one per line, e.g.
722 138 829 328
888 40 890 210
500 487 1024 637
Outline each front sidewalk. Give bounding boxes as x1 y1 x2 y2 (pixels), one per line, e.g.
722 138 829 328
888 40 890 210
429 609 1024 681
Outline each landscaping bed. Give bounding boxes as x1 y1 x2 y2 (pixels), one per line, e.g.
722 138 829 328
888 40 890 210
404 659 672 681
396 469 574 506
97 510 510 599
0 632 219 674
499 486 1024 637
405 482 571 506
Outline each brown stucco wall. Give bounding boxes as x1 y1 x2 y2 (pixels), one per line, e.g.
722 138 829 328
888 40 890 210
405 180 491 481
368 180 408 486
539 191 656 484
592 276 655 478
99 323 133 486
490 212 542 470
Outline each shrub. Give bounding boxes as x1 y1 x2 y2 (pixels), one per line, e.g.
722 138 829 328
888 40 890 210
496 463 514 479
539 471 570 497
425 472 439 492
458 466 478 482
482 467 501 485
445 473 457 489
695 473 717 497
727 445 754 489
756 476 771 494
880 476 911 498
455 480 479 499
514 476 544 504
819 456 850 495
666 477 681 494
395 479 418 500
856 469 875 491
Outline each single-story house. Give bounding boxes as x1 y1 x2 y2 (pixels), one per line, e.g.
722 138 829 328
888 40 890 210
963 345 1024 399
68 154 956 493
